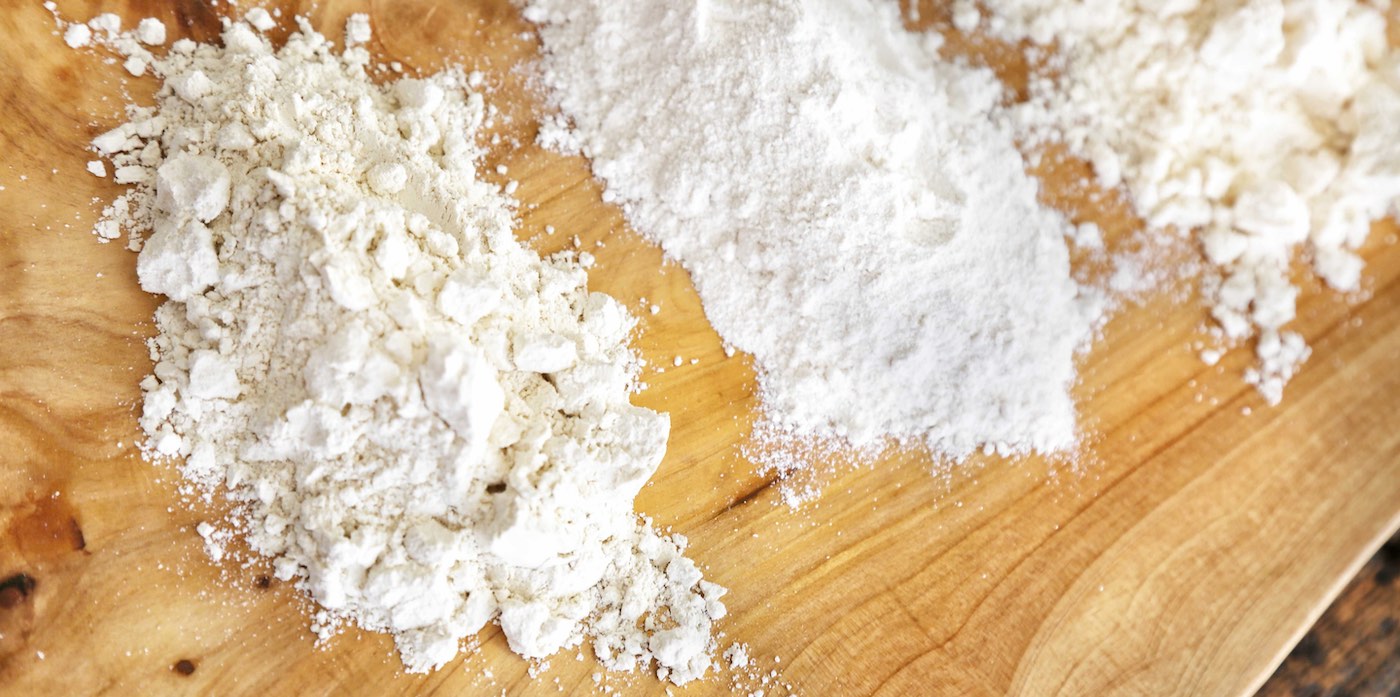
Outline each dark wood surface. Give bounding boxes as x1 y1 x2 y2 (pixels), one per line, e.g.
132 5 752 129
1260 533 1400 697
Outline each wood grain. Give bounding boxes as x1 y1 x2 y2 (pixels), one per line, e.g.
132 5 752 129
1 2 1398 696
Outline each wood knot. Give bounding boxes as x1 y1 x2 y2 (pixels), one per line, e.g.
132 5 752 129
172 659 196 676
0 573 37 609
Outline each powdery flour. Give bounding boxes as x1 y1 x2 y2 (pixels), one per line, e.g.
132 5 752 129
527 0 1400 435
72 13 724 684
524 0 1097 461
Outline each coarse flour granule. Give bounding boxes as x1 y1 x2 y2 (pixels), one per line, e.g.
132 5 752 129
980 0 1400 403
524 0 1097 461
72 13 725 684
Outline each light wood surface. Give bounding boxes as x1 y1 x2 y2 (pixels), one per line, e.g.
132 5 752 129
1 2 1397 695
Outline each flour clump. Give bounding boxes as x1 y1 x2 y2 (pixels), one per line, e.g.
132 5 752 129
76 14 724 685
981 0 1400 403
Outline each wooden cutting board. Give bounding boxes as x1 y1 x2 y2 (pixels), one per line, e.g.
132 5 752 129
1 1 1397 695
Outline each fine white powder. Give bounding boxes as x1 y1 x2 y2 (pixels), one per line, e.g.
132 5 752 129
76 14 725 685
981 0 1400 403
524 0 1096 461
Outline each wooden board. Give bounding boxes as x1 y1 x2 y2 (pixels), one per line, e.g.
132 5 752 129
2 1 1398 695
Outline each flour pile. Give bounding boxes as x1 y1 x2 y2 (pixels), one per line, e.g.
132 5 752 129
980 0 1400 403
74 14 724 684
524 0 1096 460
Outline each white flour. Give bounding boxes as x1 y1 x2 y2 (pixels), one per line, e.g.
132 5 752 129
57 0 1400 686
73 13 724 685
982 0 1400 403
524 0 1096 461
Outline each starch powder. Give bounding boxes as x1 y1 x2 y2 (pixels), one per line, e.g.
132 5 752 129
524 0 1097 461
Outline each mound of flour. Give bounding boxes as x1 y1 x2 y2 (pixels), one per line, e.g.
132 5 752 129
981 0 1400 402
75 14 724 684
524 0 1095 460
